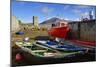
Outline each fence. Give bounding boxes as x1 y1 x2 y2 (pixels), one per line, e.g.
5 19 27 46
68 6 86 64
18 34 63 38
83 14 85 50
68 20 96 42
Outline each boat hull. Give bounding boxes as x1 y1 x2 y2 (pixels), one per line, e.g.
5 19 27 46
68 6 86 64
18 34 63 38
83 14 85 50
48 27 70 39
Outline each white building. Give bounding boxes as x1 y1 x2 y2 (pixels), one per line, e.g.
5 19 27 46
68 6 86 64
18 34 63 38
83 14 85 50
11 15 20 33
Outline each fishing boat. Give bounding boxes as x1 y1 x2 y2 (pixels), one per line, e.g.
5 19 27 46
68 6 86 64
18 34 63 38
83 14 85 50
48 26 96 48
48 27 70 39
36 40 86 52
15 41 83 59
47 26 95 52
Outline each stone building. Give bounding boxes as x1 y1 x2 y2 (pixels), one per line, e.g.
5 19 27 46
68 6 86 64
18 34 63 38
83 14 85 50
11 15 20 33
33 16 39 28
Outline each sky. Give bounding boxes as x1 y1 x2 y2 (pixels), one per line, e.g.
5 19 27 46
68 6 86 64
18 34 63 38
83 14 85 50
12 0 96 23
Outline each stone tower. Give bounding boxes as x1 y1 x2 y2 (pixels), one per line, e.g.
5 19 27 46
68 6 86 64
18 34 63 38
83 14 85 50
33 16 39 28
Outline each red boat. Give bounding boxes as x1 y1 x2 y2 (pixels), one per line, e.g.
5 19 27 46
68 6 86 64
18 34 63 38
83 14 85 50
48 26 70 39
48 26 95 47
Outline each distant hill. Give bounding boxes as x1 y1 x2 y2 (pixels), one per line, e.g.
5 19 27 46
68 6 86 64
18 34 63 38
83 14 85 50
40 17 69 25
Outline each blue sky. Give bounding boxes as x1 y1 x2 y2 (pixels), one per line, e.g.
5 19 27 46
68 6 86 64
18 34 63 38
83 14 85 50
12 0 96 23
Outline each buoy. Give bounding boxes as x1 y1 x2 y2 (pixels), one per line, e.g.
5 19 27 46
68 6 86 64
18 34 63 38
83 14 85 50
16 53 24 61
24 37 30 42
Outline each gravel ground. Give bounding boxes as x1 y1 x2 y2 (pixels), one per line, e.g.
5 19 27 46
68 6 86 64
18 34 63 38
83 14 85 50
11 30 96 66
11 47 95 66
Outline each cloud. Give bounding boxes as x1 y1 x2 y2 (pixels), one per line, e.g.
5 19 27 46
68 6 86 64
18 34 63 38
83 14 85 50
41 6 53 15
63 17 69 20
73 9 81 14
74 18 80 21
75 5 91 9
73 5 91 14
79 12 88 17
73 9 89 16
73 9 83 17
63 5 70 10
18 1 26 5
84 12 89 16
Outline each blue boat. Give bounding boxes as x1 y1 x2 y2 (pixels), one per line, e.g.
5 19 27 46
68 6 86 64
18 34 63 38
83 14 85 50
15 32 24 35
36 41 86 52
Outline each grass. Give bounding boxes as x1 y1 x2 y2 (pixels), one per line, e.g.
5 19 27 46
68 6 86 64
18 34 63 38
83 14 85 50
11 29 49 47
